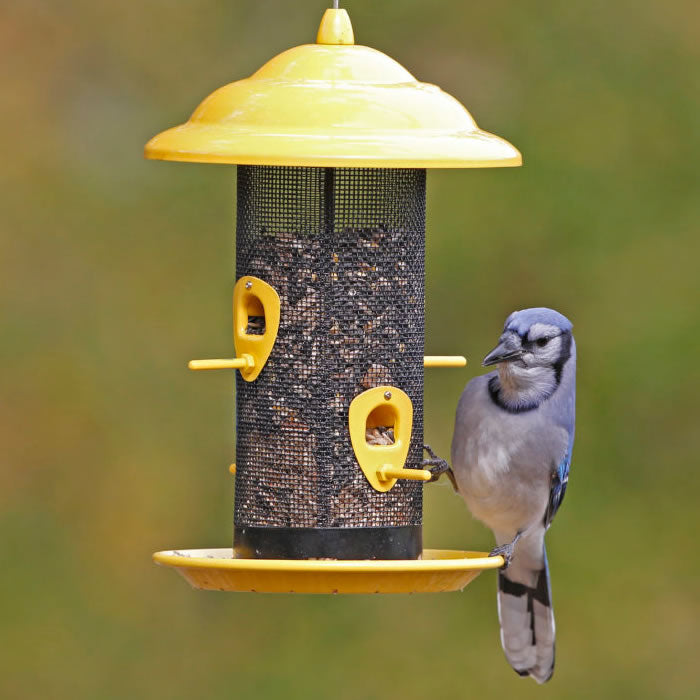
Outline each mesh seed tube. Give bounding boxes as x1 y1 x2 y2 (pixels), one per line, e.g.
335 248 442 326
233 166 425 559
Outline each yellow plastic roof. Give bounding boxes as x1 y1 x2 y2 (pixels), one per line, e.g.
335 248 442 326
145 9 521 169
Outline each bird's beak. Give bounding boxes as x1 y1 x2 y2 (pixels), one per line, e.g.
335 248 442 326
482 340 524 367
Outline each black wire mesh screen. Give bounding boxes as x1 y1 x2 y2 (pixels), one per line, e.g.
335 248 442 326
234 166 426 559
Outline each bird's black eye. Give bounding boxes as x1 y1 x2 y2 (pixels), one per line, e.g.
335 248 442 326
536 337 550 347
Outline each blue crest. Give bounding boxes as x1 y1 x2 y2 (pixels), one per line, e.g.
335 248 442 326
504 308 573 336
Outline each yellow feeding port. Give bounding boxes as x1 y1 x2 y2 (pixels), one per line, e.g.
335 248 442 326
145 9 521 169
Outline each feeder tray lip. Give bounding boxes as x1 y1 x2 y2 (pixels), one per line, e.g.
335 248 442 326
153 548 505 594
145 10 521 169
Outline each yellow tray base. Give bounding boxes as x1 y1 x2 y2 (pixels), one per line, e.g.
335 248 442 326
153 548 504 594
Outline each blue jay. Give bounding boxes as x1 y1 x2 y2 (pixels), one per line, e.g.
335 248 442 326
450 308 576 683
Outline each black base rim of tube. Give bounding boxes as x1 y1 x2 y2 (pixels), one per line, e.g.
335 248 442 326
234 525 422 560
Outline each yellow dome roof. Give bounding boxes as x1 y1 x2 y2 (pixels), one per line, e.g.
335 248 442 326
145 9 521 168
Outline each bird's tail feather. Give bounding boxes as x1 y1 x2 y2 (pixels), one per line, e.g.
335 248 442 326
496 534 555 684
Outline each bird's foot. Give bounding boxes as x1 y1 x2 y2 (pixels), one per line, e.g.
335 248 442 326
490 530 525 569
422 458 449 481
489 543 515 569
421 445 459 491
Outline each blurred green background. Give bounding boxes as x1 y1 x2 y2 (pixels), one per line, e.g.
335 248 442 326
2 0 699 698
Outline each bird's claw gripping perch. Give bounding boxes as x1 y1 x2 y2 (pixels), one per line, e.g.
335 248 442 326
489 531 523 569
421 444 449 480
421 445 459 491
489 543 515 569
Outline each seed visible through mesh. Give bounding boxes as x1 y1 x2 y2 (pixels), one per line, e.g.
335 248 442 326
234 166 426 530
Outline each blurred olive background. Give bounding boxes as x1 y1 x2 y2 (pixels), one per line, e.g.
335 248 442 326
2 0 699 698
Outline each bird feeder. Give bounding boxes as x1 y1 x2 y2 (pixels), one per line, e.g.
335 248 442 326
149 7 517 593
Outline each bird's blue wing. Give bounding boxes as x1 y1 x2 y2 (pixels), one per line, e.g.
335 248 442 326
544 439 572 529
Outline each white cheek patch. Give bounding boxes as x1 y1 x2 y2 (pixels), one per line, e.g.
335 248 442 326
528 324 563 363
543 335 562 360
528 323 560 342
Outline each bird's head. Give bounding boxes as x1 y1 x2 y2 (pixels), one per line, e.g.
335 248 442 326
483 308 575 409
483 308 573 372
